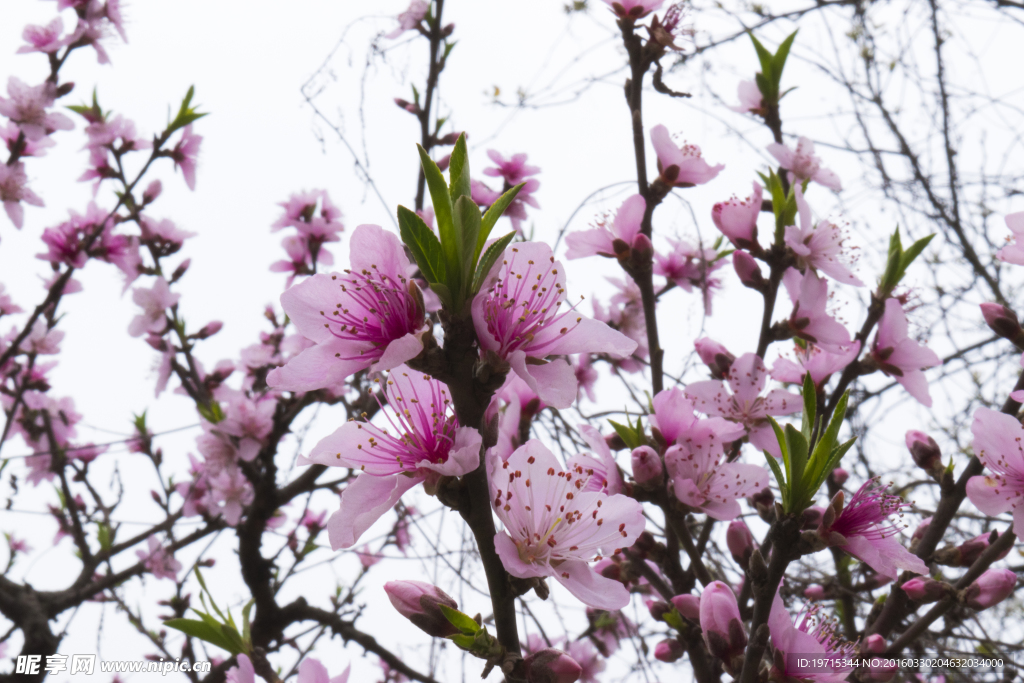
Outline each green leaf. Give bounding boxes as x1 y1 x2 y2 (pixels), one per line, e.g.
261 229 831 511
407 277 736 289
477 182 525 261
784 424 809 495
471 231 515 295
220 623 246 655
453 195 482 297
429 281 454 310
663 610 685 631
801 372 817 441
609 419 642 450
763 452 789 509
749 33 775 84
164 619 239 654
97 522 112 552
241 599 254 649
770 31 799 87
897 233 935 283
767 416 790 479
416 145 457 282
440 605 480 636
448 133 471 202
398 205 446 284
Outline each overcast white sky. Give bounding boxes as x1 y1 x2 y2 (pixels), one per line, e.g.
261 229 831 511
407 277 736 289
2 0 1020 680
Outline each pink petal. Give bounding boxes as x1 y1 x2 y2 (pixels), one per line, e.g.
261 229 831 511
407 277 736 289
348 224 410 280
966 475 1015 517
553 559 631 610
613 194 646 243
419 426 481 477
327 473 420 549
371 332 424 373
266 340 370 392
494 531 551 579
650 124 683 168
765 142 795 170
298 659 330 683
509 351 578 409
564 228 615 259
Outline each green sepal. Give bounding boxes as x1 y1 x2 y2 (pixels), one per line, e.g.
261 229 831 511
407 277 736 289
450 634 476 650
663 610 686 631
398 205 446 285
440 605 481 636
478 182 525 260
472 231 515 295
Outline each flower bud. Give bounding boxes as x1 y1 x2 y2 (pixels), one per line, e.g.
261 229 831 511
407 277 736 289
594 557 623 583
654 638 684 663
646 599 671 622
900 577 948 604
170 258 190 283
394 98 420 114
911 516 931 545
384 580 460 638
861 634 897 681
694 337 735 379
523 648 581 683
438 132 463 145
196 321 223 340
627 233 654 270
733 250 764 289
980 302 1024 347
831 468 849 486
804 584 825 600
801 505 825 530
631 531 657 556
671 593 700 621
631 446 663 486
905 430 943 477
143 180 162 204
700 581 746 665
934 531 1009 567
963 569 1017 611
436 154 451 171
726 519 754 567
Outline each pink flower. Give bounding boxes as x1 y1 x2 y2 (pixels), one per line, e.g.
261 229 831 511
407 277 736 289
0 284 23 316
470 178 502 206
484 150 540 186
770 341 861 388
804 584 826 600
207 466 254 526
996 212 1024 265
473 242 637 408
297 658 350 683
492 439 645 610
0 78 73 142
700 581 746 668
653 238 725 313
684 352 801 459
768 590 856 683
2 121 54 157
128 277 179 337
819 479 928 579
170 125 202 191
694 337 735 379
18 17 67 54
0 161 44 228
357 545 381 568
785 185 863 285
386 0 429 39
729 80 764 115
218 391 275 462
8 535 31 554
225 655 255 683
302 367 481 549
965 407 1024 536
574 424 625 495
766 136 842 191
267 224 428 392
135 536 182 580
565 194 646 260
574 354 598 403
870 298 941 406
782 268 853 352
591 277 647 374
631 445 664 486
712 182 762 250
601 0 665 19
963 568 1017 611
650 124 723 187
272 189 344 241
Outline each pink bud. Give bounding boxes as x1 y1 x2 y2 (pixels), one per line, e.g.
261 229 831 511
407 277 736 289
733 250 764 289
900 577 947 603
654 638 684 663
831 468 849 486
803 584 825 600
143 179 162 203
912 516 932 543
905 430 943 476
801 506 825 530
694 337 735 379
963 569 1016 611
671 593 700 621
523 648 581 683
436 154 451 171
384 580 460 638
726 520 754 567
980 302 1024 345
861 634 897 681
934 531 1009 567
630 446 663 486
594 557 623 583
196 321 223 339
646 598 671 622
700 581 746 661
